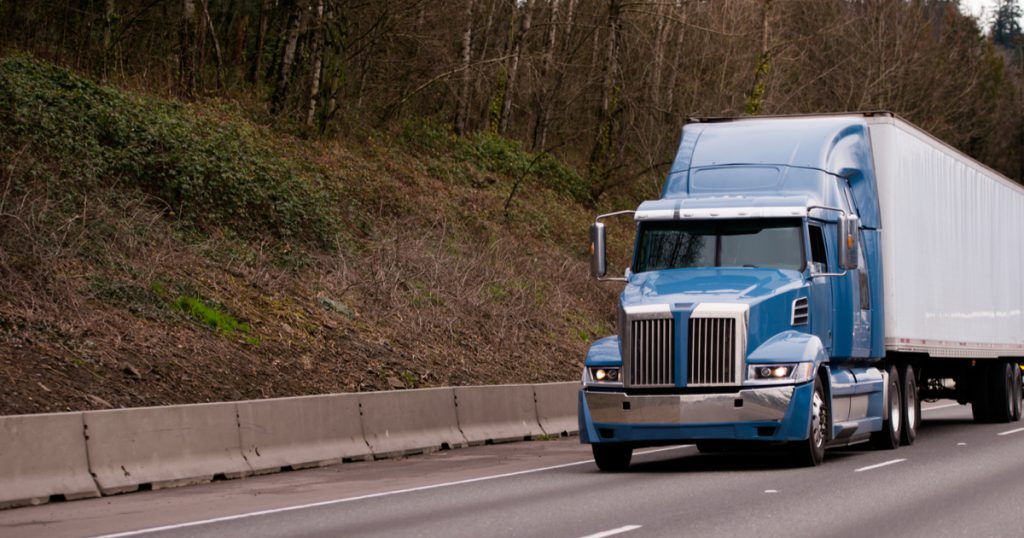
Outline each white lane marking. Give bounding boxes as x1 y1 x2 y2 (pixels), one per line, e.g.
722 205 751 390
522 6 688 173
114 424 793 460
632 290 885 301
922 403 960 412
579 525 643 538
854 458 906 473
94 445 693 538
764 489 778 494
997 427 1024 436
957 442 967 446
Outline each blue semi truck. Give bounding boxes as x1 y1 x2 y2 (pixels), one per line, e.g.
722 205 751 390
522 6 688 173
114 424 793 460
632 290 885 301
579 112 1024 468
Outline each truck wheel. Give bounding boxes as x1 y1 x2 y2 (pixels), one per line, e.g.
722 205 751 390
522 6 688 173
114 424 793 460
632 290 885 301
900 364 920 446
871 365 901 449
971 362 992 423
989 361 1016 423
1012 363 1023 422
790 377 827 467
592 444 632 472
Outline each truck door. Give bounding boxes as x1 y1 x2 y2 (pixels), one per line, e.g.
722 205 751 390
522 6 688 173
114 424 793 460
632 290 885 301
807 223 833 352
851 232 872 356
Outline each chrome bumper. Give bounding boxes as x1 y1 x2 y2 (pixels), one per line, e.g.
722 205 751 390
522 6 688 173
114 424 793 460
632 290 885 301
584 386 795 424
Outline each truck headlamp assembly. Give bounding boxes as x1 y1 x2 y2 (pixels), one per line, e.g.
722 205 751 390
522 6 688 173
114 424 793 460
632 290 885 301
587 367 621 384
746 362 814 385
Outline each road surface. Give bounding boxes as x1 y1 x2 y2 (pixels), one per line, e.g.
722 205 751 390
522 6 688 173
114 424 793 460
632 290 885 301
2 401 1023 538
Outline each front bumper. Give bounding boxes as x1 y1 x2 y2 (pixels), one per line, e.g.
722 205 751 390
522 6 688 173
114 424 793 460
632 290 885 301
579 382 814 445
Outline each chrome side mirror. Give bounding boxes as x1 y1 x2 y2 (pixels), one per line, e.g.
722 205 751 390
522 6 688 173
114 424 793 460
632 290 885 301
838 215 860 270
590 222 607 278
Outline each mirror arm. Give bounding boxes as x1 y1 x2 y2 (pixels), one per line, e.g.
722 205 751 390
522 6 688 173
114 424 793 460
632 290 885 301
595 210 636 222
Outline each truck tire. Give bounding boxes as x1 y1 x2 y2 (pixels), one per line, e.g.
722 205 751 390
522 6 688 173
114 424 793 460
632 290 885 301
900 364 920 446
1012 363 1022 422
988 361 1016 423
871 365 901 449
971 362 992 423
592 444 632 472
790 377 827 467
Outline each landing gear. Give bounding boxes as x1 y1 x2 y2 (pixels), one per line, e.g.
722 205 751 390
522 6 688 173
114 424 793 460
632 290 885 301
872 365 901 449
900 364 920 446
592 443 632 472
790 376 827 467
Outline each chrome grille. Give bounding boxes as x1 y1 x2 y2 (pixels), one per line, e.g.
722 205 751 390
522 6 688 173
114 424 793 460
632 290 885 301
628 318 675 387
687 317 739 386
792 297 809 325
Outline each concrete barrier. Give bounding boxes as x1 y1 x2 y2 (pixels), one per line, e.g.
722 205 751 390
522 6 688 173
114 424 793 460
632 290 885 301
84 402 251 495
533 382 579 437
454 385 544 444
0 412 99 509
358 388 467 458
238 393 370 473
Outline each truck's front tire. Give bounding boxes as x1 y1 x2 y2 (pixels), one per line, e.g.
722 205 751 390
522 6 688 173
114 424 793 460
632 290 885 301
872 365 902 449
790 377 827 467
592 444 632 472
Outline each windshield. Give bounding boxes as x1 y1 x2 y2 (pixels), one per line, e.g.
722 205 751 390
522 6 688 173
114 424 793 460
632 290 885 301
633 218 805 273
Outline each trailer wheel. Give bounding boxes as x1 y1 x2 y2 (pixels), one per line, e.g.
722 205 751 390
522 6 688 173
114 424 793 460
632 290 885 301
989 361 1016 423
900 364 920 446
592 444 632 472
1011 363 1022 423
871 365 901 450
971 362 992 423
790 377 827 467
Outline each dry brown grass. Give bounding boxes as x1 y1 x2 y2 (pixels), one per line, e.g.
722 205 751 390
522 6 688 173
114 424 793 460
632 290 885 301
0 119 626 415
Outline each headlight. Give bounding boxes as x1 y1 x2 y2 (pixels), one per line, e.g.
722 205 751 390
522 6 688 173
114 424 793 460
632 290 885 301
746 363 813 385
587 367 622 384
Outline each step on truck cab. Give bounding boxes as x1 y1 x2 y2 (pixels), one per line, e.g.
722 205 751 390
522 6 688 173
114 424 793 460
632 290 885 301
580 112 1024 469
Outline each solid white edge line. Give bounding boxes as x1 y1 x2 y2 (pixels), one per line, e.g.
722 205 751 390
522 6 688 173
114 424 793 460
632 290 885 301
997 427 1024 436
579 524 643 538
854 458 906 473
93 445 693 538
922 403 961 412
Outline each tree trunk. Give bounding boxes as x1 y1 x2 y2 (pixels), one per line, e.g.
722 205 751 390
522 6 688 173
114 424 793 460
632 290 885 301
306 0 325 128
453 0 476 136
745 0 772 115
249 0 270 84
272 0 305 114
588 0 622 202
531 0 561 150
498 0 533 136
663 1 688 114
180 0 197 97
649 0 669 108
201 0 224 90
101 0 115 80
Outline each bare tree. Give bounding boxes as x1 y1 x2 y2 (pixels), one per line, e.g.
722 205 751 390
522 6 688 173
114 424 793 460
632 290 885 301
454 0 477 136
306 0 325 128
498 0 534 135
272 0 306 114
180 0 197 97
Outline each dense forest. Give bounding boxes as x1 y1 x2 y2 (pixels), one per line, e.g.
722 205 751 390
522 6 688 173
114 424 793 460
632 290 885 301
2 0 1022 192
1 1 1023 414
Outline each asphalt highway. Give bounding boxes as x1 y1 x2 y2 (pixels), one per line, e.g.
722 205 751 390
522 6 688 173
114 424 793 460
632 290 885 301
3 401 1024 538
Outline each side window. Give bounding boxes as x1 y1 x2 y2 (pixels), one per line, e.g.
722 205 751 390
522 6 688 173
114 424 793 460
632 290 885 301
858 235 870 310
808 224 827 273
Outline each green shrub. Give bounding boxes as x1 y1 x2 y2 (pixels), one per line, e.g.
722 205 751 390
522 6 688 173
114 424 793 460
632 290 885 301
456 131 589 203
174 295 250 335
0 56 335 245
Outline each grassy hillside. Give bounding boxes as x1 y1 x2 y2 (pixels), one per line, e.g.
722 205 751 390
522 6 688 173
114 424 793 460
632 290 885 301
0 56 636 415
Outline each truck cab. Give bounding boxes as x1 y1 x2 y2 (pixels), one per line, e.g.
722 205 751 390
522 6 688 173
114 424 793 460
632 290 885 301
579 116 895 468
